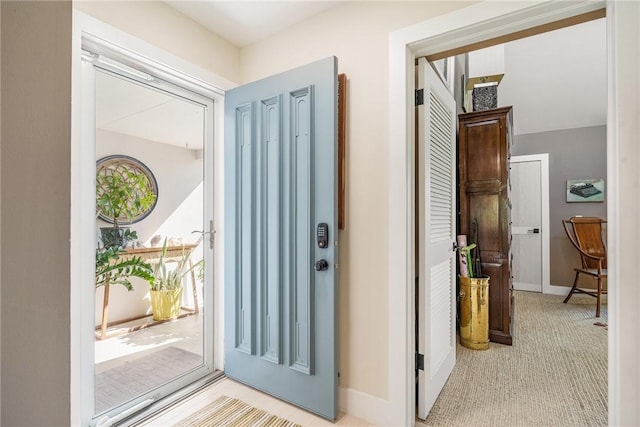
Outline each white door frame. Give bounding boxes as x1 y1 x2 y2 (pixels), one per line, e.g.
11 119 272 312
388 1 617 426
70 11 234 426
510 154 554 295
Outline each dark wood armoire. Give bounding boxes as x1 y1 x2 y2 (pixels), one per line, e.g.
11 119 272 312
458 106 513 345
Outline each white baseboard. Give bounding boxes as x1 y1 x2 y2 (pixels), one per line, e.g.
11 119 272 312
514 282 542 292
339 386 396 426
543 284 571 296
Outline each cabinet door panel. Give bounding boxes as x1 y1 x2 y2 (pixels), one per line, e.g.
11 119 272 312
481 262 504 331
467 193 501 253
463 120 502 181
458 107 513 346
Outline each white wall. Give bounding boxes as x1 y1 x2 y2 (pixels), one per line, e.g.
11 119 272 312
468 44 505 77
498 18 607 136
95 129 204 324
96 130 204 244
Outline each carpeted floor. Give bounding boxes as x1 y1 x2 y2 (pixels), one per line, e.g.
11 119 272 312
95 346 202 414
423 290 608 426
173 395 303 427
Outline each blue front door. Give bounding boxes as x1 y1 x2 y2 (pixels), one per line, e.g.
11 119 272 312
224 56 338 420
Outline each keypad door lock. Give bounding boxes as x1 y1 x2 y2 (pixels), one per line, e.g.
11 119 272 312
317 223 329 248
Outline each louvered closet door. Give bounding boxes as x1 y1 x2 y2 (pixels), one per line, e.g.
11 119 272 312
417 57 457 419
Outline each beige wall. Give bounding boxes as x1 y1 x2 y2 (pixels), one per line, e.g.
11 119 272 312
240 1 475 399
1 1 72 425
74 1 241 83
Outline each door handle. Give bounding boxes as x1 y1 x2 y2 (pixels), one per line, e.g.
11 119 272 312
192 219 216 249
527 228 540 234
314 259 329 271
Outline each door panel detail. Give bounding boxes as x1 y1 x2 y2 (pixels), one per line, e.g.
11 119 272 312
290 86 314 376
225 57 337 420
236 103 255 356
260 95 282 364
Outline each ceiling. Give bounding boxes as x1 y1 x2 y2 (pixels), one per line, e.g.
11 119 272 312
498 17 606 135
96 71 205 150
165 1 344 47
95 3 606 147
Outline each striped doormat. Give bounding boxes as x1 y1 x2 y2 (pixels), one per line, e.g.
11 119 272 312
173 395 302 427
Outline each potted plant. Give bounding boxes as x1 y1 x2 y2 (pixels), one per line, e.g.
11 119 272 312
95 246 155 339
96 163 157 249
149 238 202 321
95 246 154 291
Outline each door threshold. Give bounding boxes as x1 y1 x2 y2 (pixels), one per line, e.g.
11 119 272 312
119 371 225 426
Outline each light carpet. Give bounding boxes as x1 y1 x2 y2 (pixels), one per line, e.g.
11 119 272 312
423 290 607 426
173 395 302 427
96 346 202 413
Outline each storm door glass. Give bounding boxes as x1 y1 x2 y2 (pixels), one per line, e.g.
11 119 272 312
92 66 214 419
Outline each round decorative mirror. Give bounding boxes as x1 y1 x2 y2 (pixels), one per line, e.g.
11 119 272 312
96 155 158 225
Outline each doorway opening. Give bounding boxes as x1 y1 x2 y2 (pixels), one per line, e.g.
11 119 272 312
391 5 604 422
72 15 228 425
416 14 606 422
91 62 212 417
417 21 606 421
510 154 550 294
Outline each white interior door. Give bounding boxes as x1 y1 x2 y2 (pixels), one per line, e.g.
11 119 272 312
510 154 550 293
417 57 457 419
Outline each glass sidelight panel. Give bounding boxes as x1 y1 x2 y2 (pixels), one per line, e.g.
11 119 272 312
92 68 213 416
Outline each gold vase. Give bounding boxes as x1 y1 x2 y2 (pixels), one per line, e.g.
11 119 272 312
459 275 490 350
150 288 183 321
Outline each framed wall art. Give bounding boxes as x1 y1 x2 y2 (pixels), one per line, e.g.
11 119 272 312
96 155 159 224
566 178 605 202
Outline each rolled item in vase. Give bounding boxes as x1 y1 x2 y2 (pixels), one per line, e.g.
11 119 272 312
457 235 469 277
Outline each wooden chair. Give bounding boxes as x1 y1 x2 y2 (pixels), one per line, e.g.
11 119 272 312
562 217 607 317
